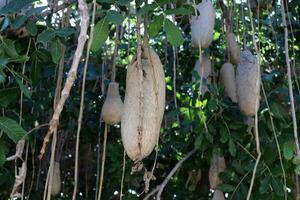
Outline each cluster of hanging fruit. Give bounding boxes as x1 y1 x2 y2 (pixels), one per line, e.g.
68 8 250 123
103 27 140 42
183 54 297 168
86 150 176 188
189 0 260 198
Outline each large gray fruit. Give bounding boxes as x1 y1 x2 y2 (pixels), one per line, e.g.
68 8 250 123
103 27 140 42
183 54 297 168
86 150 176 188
236 50 260 116
191 0 216 49
220 62 237 102
121 47 165 162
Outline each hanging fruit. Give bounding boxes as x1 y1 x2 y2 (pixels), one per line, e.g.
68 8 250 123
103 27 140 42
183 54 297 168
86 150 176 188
220 62 237 102
208 154 226 189
101 82 124 125
51 161 61 196
121 46 165 162
191 0 216 49
227 33 240 64
236 50 260 116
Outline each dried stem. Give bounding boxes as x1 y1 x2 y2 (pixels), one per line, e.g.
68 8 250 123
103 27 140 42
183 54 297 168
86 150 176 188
112 26 120 82
245 1 261 199
280 0 300 198
261 82 287 199
72 0 96 199
39 0 89 159
97 124 108 200
120 150 126 200
143 148 196 200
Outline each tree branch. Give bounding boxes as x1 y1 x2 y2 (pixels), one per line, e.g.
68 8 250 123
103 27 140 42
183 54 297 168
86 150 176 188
143 148 197 200
38 0 89 159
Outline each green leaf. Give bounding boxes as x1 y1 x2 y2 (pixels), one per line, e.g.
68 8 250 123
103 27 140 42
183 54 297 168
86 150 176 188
0 0 36 14
271 178 284 197
8 55 29 63
295 165 300 175
140 3 157 15
26 20 37 36
0 144 6 166
30 51 42 86
14 76 30 98
0 141 7 166
0 117 26 143
194 133 204 149
0 17 10 32
0 38 19 57
217 184 235 192
91 18 109 52
0 74 5 83
11 15 27 29
0 59 8 67
55 27 75 38
107 10 125 25
164 19 184 47
165 6 194 15
229 139 236 157
283 142 294 160
149 15 164 38
50 38 62 64
37 29 56 46
259 176 271 194
0 87 19 108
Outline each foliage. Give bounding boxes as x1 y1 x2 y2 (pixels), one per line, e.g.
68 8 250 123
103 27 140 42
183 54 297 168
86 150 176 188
0 0 299 199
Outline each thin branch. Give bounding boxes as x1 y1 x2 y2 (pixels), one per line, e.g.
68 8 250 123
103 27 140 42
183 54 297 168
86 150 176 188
143 148 197 200
120 150 126 200
112 26 120 82
280 0 300 198
72 0 96 198
261 82 287 199
97 124 108 200
39 0 89 159
245 0 262 199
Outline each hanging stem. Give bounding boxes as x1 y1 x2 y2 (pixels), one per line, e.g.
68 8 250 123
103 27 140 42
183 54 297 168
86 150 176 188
280 0 300 198
261 82 287 199
112 26 120 82
97 124 108 200
143 148 196 200
245 0 262 199
39 0 89 159
72 0 96 199
120 150 126 200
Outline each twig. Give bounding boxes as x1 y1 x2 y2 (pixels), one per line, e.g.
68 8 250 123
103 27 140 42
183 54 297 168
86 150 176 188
143 148 196 200
97 124 108 200
261 82 287 199
95 121 102 200
120 150 126 200
245 1 261 199
156 148 196 199
39 0 89 159
9 39 31 199
280 0 300 198
112 25 120 82
72 0 96 199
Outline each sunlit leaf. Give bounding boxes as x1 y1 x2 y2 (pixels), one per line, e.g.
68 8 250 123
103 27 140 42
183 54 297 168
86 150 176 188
91 18 109 52
164 19 184 47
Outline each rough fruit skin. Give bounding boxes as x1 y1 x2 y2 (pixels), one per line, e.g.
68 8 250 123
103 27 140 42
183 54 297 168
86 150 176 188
212 189 225 200
191 0 216 48
236 50 260 116
220 62 237 102
227 33 240 64
101 82 124 125
121 47 165 162
193 54 212 94
208 154 226 189
51 161 61 196
193 54 212 80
